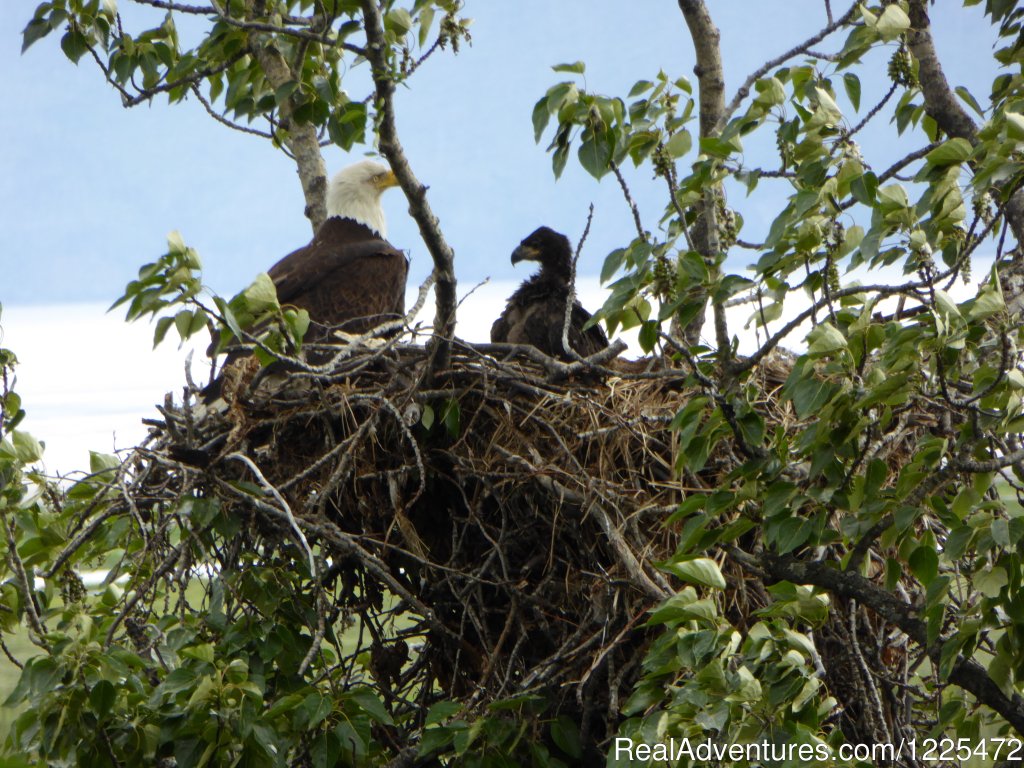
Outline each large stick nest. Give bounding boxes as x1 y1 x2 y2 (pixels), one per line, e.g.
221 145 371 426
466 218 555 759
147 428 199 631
116 325 1001 758
127 337 850 754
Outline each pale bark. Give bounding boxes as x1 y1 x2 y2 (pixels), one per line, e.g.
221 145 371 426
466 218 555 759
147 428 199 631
243 0 328 233
677 0 726 350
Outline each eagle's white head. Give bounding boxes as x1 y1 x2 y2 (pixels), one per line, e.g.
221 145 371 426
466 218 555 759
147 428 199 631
325 159 399 237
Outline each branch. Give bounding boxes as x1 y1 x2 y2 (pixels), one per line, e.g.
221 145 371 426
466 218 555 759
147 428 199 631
561 205 595 360
225 453 317 577
732 550 1024 737
189 84 274 139
907 0 1024 250
677 0 725 140
732 275 937 375
676 0 726 346
134 0 366 52
610 160 646 242
838 143 938 212
2 514 48 649
906 1 978 143
242 1 328 233
360 0 457 374
723 2 858 125
843 81 898 141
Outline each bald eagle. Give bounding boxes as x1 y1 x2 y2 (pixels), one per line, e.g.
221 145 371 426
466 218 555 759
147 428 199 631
205 161 406 402
490 226 609 359
268 159 407 342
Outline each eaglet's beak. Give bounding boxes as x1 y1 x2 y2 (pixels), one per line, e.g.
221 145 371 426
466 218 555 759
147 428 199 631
511 243 541 265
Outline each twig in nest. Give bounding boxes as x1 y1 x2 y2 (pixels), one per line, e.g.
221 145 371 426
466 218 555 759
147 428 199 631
561 203 596 361
225 452 317 578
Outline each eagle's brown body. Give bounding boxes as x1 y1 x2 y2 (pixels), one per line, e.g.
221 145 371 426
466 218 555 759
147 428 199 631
269 216 407 341
491 227 608 359
203 161 406 404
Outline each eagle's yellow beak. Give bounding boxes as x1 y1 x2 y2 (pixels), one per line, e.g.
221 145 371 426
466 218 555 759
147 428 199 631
376 170 399 190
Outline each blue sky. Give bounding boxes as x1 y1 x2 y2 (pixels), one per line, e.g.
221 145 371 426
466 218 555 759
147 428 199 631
1 2 999 307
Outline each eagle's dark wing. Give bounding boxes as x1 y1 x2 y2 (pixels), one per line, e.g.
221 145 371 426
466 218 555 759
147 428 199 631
203 218 407 403
268 217 408 339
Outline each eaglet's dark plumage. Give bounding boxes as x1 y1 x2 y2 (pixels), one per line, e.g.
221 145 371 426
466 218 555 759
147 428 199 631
490 226 608 359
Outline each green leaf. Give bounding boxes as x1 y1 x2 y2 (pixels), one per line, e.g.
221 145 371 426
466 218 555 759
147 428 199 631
384 8 413 36
753 77 786 107
12 431 43 464
424 700 462 726
243 273 280 314
174 309 205 341
850 172 878 206
60 28 89 64
442 399 460 438
909 545 938 584
302 691 332 729
968 284 1004 320
991 517 1011 547
89 451 119 474
954 86 985 118
638 320 659 353
417 6 435 48
274 80 299 105
664 130 692 158
600 248 626 284
552 61 585 74
549 716 582 760
22 17 54 53
875 4 911 39
153 315 175 348
925 138 973 167
843 73 861 112
807 322 847 356
578 130 613 179
89 680 116 719
1006 112 1024 141
628 79 654 97
420 404 435 430
772 516 813 554
167 230 187 255
531 97 550 143
659 556 727 590
976 566 1008 598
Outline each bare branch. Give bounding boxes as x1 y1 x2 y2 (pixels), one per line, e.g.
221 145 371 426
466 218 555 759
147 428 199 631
676 0 726 346
610 161 646 242
189 84 274 139
843 81 898 141
225 453 317 577
561 204 595 360
360 0 458 373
